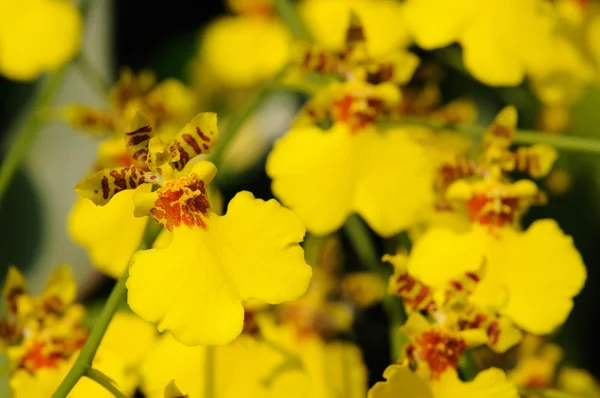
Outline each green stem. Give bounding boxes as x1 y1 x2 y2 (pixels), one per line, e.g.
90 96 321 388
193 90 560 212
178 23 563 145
52 230 151 398
85 368 126 398
519 388 595 398
273 0 312 41
204 346 215 398
302 233 326 267
343 214 406 360
0 68 68 205
207 85 271 167
343 214 382 275
74 52 111 99
401 117 600 155
512 130 600 154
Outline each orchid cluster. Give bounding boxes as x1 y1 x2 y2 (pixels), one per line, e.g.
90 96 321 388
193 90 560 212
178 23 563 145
1 0 600 398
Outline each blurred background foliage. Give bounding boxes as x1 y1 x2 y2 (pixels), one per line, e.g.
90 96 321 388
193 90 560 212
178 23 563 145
1 0 600 388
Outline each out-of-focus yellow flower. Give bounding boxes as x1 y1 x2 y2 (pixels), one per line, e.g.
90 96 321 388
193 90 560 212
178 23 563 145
508 336 563 390
298 0 411 57
530 0 599 105
400 312 487 380
558 367 600 397
267 123 435 237
140 317 366 398
403 0 555 86
293 81 401 132
197 8 291 88
65 70 197 136
9 313 156 398
384 253 522 353
368 363 519 398
0 0 82 81
278 267 353 338
342 272 386 308
2 267 157 397
407 220 586 335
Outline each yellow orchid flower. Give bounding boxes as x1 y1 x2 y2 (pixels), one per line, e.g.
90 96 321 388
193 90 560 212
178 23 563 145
529 0 599 105
407 220 586 335
400 312 488 380
267 122 435 237
2 267 157 397
508 336 563 390
197 5 291 88
9 312 156 398
76 111 311 346
402 0 556 86
368 364 519 398
65 70 197 137
558 367 600 397
384 253 522 354
0 0 82 81
69 105 212 277
127 164 312 345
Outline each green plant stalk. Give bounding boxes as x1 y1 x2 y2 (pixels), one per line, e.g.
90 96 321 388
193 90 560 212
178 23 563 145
401 117 600 155
0 68 68 205
273 0 312 41
207 85 271 167
85 368 126 398
343 214 406 360
51 262 132 398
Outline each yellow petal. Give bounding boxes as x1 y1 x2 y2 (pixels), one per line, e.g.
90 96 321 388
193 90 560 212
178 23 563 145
0 0 82 80
460 11 526 86
169 112 219 171
68 189 149 278
460 0 555 86
267 125 356 235
368 364 433 398
267 125 435 237
201 16 291 87
75 166 153 206
408 227 484 288
432 368 519 398
127 191 312 345
353 127 435 237
99 312 157 367
403 0 477 49
482 220 586 334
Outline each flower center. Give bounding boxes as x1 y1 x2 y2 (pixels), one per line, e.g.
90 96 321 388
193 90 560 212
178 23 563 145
151 174 211 231
410 330 466 379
